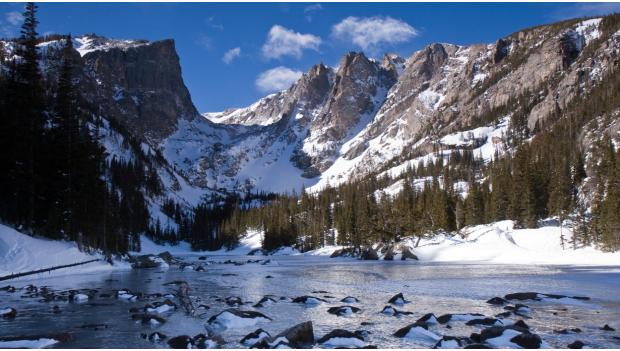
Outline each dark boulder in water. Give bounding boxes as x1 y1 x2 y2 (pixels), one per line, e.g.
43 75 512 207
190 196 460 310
292 296 327 305
381 305 412 316
327 305 361 316
434 336 472 348
554 328 581 334
0 286 16 293
416 313 439 324
496 311 512 318
193 333 224 348
240 329 271 346
394 321 428 337
393 321 442 343
168 335 193 349
225 296 243 306
478 324 542 349
388 293 407 305
568 340 585 349
509 332 542 349
274 321 315 348
253 296 277 308
504 292 540 301
601 324 616 331
512 320 530 331
486 297 508 305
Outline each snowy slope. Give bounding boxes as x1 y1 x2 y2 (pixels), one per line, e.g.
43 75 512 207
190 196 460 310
137 229 264 256
303 220 620 266
0 224 128 279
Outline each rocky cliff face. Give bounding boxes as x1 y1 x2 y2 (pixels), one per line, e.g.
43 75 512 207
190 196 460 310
75 35 199 143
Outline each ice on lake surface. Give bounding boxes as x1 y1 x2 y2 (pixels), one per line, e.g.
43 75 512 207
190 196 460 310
1 256 619 348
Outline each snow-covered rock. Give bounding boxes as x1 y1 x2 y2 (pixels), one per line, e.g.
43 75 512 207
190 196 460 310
326 306 361 317
241 329 271 347
317 329 366 348
393 322 443 344
0 307 17 319
206 309 271 330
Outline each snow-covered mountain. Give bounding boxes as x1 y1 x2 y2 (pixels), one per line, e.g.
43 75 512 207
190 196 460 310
4 16 617 205
187 16 618 197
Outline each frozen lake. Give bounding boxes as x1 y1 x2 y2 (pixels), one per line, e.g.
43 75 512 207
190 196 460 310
1 256 619 348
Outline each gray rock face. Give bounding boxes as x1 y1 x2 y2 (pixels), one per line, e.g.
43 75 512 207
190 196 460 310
77 36 198 142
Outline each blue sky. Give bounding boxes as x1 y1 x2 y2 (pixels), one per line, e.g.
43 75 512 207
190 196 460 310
1 2 620 112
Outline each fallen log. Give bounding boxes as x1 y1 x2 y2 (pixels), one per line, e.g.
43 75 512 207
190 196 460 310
0 259 100 281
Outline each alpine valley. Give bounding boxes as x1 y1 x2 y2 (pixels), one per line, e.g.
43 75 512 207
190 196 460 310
2 8 620 257
1 4 620 350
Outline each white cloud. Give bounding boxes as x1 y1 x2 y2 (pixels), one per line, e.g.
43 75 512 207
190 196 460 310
255 66 303 93
261 25 321 60
304 4 323 22
5 11 22 26
304 4 322 13
331 16 417 52
222 47 241 64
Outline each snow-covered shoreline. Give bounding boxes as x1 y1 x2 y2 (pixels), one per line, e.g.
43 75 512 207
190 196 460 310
2 219 619 283
0 224 129 281
139 220 620 267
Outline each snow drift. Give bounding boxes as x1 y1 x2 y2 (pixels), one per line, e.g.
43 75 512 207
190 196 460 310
0 224 127 280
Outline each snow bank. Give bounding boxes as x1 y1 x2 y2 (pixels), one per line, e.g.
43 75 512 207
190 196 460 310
135 235 194 256
278 220 620 266
136 229 263 256
408 220 620 266
0 224 128 280
0 338 59 348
